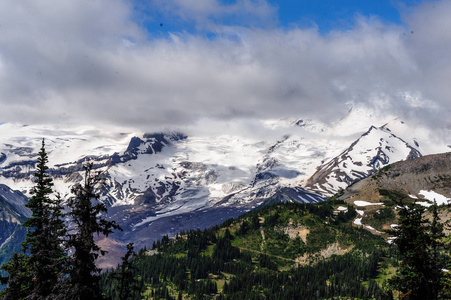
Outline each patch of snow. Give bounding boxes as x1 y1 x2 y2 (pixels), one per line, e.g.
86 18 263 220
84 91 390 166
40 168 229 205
418 190 450 206
356 210 364 216
364 225 383 233
0 233 14 249
354 218 362 226
416 201 432 207
354 200 383 207
304 194 320 203
336 206 348 211
387 237 396 244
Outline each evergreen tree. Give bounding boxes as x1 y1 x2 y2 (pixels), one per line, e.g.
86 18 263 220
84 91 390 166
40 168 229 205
66 163 121 300
0 253 31 300
108 242 140 300
1 139 67 300
389 200 448 300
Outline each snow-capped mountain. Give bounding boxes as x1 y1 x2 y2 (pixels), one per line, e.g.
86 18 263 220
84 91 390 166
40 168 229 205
305 125 422 196
0 105 448 257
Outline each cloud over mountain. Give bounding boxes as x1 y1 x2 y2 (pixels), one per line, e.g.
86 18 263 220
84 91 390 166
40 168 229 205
0 0 449 138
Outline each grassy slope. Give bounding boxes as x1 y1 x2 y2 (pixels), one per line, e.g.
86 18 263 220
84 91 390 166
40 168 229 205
102 201 394 299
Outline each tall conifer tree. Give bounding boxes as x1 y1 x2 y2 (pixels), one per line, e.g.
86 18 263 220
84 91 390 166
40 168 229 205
66 163 121 300
107 243 140 300
389 200 449 300
1 139 67 300
0 253 31 300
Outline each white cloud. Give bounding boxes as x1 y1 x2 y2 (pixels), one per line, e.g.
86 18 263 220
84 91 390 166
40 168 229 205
0 0 449 139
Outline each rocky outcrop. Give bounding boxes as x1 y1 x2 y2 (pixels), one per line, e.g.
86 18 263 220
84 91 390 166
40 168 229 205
0 152 6 164
371 152 451 196
342 152 451 202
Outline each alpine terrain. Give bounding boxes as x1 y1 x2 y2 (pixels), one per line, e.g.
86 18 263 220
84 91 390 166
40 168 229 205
0 105 449 266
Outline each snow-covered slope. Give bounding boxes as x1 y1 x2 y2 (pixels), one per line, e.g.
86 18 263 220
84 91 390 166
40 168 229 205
0 123 135 197
305 125 422 196
0 104 447 252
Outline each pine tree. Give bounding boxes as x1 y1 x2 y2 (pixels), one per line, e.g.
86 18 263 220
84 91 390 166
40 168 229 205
108 242 140 300
1 139 67 300
389 200 449 300
66 163 121 300
429 200 448 299
0 253 31 300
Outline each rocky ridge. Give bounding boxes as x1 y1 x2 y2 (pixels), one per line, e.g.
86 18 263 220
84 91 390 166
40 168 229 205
342 152 451 204
305 125 422 196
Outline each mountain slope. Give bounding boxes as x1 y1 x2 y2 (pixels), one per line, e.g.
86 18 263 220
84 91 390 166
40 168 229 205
0 106 447 259
101 202 391 300
305 125 422 196
0 184 29 268
342 152 451 205
332 152 451 236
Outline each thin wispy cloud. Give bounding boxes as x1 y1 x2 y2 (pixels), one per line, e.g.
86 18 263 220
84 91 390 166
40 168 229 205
0 0 449 136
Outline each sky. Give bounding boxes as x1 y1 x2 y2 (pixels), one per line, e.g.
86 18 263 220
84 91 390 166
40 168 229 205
0 0 450 136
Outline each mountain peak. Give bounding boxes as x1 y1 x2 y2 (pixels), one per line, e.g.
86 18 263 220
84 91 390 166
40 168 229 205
305 125 422 196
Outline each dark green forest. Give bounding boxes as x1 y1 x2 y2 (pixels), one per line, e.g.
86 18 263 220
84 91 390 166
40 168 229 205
102 201 398 300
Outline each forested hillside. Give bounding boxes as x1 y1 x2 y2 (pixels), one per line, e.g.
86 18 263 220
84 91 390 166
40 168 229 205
102 201 396 299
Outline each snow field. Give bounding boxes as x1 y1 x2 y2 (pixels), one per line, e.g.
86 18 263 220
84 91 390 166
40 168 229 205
354 201 384 207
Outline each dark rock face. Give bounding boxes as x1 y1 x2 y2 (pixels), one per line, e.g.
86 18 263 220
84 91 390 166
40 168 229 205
0 222 26 269
0 153 6 164
295 119 306 127
52 155 111 177
134 186 157 206
0 160 36 179
3 145 35 158
118 132 187 164
255 172 278 182
126 137 144 153
144 132 187 142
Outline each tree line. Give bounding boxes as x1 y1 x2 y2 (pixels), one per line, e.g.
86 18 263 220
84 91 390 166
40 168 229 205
102 195 451 299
